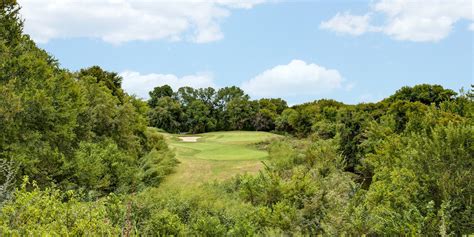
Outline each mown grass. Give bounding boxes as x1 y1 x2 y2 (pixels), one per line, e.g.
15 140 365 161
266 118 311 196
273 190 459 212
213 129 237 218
160 131 280 188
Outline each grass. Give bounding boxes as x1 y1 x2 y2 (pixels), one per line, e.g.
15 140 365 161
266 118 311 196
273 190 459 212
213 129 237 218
160 131 280 189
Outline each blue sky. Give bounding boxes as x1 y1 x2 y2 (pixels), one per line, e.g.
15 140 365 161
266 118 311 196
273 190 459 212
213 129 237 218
20 0 473 104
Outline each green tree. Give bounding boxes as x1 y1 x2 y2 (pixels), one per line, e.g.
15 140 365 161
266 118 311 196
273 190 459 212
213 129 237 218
72 140 138 194
276 108 298 133
175 86 198 106
358 123 473 235
386 84 457 106
148 97 184 133
215 86 247 107
148 85 173 108
226 98 257 130
78 66 125 102
253 108 276 131
185 100 216 133
0 0 22 47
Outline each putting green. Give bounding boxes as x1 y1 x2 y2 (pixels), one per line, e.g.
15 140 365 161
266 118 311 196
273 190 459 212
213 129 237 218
161 131 280 188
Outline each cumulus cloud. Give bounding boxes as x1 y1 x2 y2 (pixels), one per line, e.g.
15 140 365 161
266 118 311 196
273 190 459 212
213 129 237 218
18 0 266 44
120 71 216 99
241 60 344 99
320 0 473 42
320 12 376 35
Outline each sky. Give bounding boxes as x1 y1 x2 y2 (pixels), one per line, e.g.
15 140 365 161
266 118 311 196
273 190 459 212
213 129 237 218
18 0 473 105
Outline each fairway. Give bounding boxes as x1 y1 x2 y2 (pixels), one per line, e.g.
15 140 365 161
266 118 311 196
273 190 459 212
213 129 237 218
161 131 280 188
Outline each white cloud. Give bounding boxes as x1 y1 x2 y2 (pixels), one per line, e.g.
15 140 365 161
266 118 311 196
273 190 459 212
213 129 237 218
320 0 473 42
241 60 344 99
18 0 266 44
320 12 376 35
469 23 474 31
120 71 216 99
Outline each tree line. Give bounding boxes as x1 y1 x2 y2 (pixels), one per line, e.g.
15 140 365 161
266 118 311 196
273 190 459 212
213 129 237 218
147 85 288 133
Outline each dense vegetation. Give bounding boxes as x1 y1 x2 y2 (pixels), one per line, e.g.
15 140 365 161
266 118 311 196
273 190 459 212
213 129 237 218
1 1 473 235
148 84 288 133
0 0 177 210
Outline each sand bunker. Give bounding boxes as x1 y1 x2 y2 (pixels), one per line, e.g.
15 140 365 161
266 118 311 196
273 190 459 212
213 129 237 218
178 136 201 142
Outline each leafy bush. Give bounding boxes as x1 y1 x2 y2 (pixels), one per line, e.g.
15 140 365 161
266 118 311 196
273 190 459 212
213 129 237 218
0 178 121 236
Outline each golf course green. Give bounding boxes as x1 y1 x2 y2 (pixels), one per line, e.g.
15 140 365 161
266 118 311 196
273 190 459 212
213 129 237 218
160 131 280 188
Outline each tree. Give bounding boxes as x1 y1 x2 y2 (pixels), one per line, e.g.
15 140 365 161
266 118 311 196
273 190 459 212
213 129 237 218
226 98 257 130
197 87 217 108
253 109 276 131
336 108 369 173
148 85 173 108
386 84 457 106
148 97 184 133
387 101 427 133
214 86 250 130
175 86 198 106
258 98 288 114
275 106 313 136
185 100 216 133
72 140 137 194
0 1 162 194
78 66 125 102
216 86 248 107
360 123 473 235
276 108 298 133
0 0 23 47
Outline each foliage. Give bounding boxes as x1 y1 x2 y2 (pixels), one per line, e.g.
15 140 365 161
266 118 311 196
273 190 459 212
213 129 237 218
0 160 16 205
148 96 185 133
78 66 125 103
358 122 473 235
138 129 178 188
0 2 177 196
1 1 473 235
0 178 121 236
147 84 288 133
148 85 173 108
386 84 457 105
